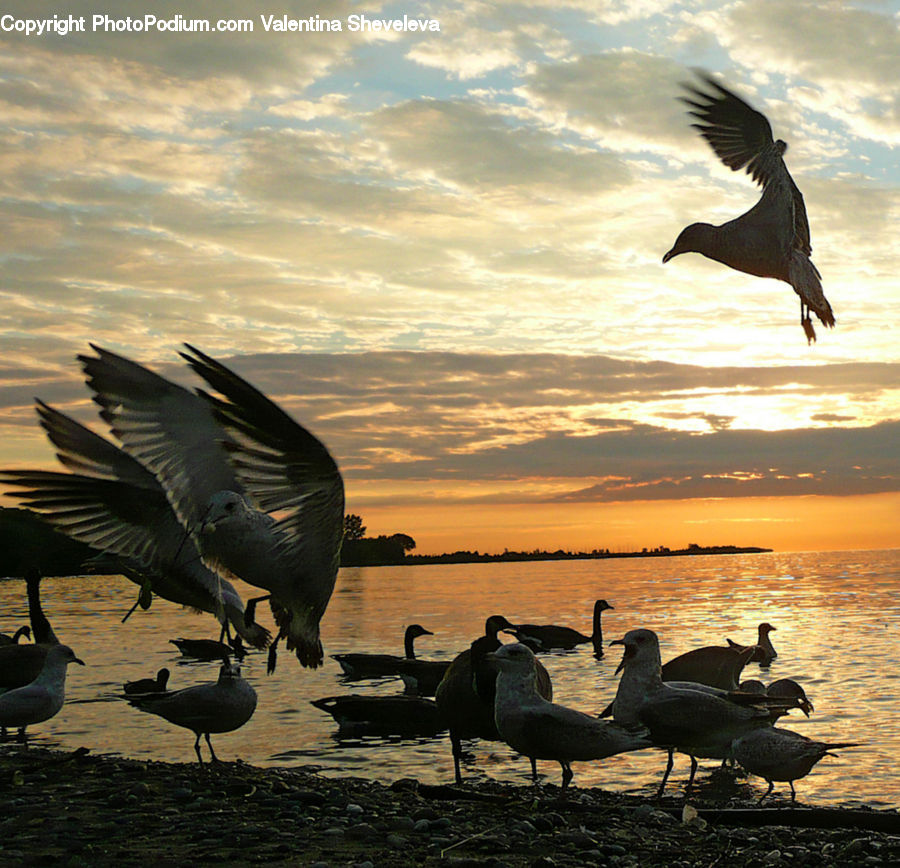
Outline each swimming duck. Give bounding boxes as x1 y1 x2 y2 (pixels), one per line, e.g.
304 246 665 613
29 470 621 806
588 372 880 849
123 667 171 695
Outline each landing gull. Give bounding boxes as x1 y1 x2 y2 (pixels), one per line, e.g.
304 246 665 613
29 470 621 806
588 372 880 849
77 344 345 671
609 628 796 796
492 643 651 789
512 599 614 655
0 644 84 743
1 402 270 650
126 660 257 764
732 726 859 802
663 71 834 343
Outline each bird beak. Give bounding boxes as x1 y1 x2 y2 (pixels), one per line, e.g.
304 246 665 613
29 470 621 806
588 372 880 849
74 657 85 666
608 638 624 647
662 248 676 263
802 699 813 717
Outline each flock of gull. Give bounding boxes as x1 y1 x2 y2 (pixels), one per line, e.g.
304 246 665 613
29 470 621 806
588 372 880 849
0 73 844 800
0 557 857 802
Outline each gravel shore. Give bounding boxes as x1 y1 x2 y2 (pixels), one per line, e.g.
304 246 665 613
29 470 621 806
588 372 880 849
1 746 898 867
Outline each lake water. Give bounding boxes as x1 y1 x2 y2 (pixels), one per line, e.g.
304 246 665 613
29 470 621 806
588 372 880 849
1 549 897 808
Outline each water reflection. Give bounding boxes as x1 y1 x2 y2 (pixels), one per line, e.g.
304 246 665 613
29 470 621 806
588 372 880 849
1 548 897 807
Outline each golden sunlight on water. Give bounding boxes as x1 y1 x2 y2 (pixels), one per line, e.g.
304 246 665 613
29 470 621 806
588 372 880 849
1 549 897 808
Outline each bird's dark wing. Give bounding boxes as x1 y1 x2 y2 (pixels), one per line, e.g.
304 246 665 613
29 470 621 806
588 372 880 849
681 72 781 188
682 72 813 256
79 344 243 534
179 345 345 576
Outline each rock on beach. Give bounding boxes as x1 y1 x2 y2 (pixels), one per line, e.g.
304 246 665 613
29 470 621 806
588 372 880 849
1 746 898 866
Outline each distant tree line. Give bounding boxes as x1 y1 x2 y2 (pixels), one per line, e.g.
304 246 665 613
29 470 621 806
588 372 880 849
340 514 416 566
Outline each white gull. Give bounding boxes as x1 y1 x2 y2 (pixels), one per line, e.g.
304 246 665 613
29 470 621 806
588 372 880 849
2 401 270 651
78 344 345 671
609 628 792 797
127 660 257 763
0 644 84 743
492 643 651 789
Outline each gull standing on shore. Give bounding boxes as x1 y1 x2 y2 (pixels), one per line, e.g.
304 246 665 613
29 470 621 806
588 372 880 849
492 643 651 789
609 629 795 796
0 645 84 743
126 660 257 763
732 727 859 802
663 72 834 342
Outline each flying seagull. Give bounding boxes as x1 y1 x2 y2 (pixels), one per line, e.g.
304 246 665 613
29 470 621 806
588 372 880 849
663 71 834 343
76 344 344 671
2 402 270 651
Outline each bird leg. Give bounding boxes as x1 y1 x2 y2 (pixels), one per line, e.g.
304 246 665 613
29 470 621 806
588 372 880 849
801 301 817 343
789 781 796 802
245 594 271 627
193 733 205 765
266 634 281 675
757 779 774 803
205 732 220 763
530 756 538 782
560 761 573 791
685 755 699 796
450 731 463 785
655 748 675 799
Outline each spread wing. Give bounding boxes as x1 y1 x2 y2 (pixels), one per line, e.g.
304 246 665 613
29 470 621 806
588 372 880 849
179 344 345 578
681 71 812 256
1 402 215 595
1 403 182 569
79 344 243 535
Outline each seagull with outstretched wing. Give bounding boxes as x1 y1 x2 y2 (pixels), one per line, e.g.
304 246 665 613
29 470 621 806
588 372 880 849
78 344 345 671
663 71 834 342
1 400 271 650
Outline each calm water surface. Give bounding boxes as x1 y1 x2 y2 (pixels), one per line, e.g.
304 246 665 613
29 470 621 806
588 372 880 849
1 549 897 808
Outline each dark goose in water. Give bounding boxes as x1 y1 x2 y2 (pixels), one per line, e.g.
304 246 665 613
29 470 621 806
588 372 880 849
331 623 434 679
663 72 834 343
511 599 613 654
727 621 778 667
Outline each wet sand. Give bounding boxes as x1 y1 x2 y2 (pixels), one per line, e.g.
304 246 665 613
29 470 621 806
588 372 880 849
1 746 898 866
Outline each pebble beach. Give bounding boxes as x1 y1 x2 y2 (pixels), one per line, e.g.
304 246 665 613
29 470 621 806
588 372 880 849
2 746 898 867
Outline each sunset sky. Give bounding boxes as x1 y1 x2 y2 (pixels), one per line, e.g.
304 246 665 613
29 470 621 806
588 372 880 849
1 1 897 555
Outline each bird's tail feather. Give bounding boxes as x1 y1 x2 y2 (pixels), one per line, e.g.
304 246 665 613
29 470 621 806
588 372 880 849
789 251 835 329
270 598 324 669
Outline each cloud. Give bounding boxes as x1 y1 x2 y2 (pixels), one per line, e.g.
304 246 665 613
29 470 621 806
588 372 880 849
3 350 895 507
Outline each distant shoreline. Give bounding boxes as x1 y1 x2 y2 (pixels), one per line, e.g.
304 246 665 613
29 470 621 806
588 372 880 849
381 544 773 567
